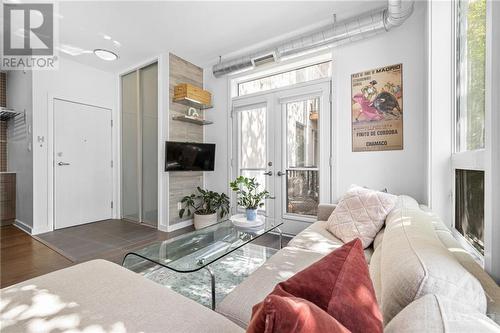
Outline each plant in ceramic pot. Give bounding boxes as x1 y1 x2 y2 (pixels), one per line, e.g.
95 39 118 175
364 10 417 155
230 176 270 221
179 187 230 229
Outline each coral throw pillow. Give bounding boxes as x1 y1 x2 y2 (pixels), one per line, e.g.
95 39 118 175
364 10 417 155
326 185 397 248
247 295 350 333
247 239 383 333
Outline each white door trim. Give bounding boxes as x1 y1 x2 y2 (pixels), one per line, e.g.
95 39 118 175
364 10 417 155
47 96 114 232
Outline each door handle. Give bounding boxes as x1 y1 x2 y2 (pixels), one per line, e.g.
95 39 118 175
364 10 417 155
268 196 276 199
277 171 285 177
58 162 70 166
263 171 273 176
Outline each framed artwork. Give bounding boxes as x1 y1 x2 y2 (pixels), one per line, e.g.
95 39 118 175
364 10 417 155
351 64 403 152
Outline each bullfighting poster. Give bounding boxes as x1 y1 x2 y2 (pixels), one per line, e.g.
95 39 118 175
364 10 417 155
351 64 403 152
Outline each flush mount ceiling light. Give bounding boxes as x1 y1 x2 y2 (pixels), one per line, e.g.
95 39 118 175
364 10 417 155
94 49 118 61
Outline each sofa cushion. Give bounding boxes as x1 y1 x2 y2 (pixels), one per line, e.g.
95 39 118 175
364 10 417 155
216 246 325 328
369 243 383 305
380 204 487 323
373 227 385 250
258 239 382 333
385 294 500 332
326 185 397 248
247 295 350 333
0 260 244 333
434 226 500 325
288 220 374 262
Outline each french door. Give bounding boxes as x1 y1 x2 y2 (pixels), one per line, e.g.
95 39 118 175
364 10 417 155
232 80 331 232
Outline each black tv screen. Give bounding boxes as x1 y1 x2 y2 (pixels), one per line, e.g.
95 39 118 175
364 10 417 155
165 141 215 171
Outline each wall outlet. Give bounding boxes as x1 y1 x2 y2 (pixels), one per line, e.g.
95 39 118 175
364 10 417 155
177 202 182 210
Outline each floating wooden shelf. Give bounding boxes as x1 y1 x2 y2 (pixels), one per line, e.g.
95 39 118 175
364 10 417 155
174 83 212 110
173 97 213 110
172 115 213 126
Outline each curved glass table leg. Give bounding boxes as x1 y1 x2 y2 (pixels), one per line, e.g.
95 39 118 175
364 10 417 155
203 266 216 310
276 227 283 249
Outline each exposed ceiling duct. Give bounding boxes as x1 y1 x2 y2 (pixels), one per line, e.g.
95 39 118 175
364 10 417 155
212 0 415 77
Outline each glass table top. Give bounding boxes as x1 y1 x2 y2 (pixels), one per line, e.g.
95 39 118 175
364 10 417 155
124 217 283 273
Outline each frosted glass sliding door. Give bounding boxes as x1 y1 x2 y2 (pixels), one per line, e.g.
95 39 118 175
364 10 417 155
121 62 158 226
140 63 158 226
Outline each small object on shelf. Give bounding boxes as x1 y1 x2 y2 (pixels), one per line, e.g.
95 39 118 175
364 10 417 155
0 107 21 121
174 83 212 109
172 115 213 126
230 214 264 228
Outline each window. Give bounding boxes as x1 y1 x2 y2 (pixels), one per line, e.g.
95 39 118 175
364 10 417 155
237 62 331 96
455 169 484 254
453 0 486 256
456 0 486 152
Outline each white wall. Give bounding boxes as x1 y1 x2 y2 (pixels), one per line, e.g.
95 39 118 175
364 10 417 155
7 70 34 228
427 0 453 227
205 2 428 206
332 1 427 203
31 57 117 234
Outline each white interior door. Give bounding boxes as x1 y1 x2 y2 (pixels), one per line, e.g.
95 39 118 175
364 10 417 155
232 80 331 232
54 99 113 229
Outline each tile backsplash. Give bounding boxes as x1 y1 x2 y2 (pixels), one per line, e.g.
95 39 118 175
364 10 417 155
0 72 6 108
0 121 6 172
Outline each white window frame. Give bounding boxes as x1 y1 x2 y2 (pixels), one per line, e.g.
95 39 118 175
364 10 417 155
451 0 489 264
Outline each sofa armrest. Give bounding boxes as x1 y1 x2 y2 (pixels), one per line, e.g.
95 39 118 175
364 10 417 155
317 203 337 221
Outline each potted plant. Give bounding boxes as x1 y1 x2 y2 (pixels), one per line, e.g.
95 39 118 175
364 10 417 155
230 176 270 221
179 187 230 229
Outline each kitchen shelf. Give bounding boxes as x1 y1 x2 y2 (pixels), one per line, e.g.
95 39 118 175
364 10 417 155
0 108 21 121
173 97 213 110
172 115 213 126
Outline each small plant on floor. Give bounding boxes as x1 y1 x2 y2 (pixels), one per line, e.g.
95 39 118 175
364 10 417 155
179 187 230 229
230 176 270 221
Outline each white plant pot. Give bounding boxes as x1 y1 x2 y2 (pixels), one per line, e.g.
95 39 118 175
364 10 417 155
193 212 217 230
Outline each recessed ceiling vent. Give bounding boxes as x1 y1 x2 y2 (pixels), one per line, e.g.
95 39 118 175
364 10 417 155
251 52 277 67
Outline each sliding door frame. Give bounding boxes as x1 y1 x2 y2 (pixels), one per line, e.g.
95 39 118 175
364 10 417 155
119 60 159 227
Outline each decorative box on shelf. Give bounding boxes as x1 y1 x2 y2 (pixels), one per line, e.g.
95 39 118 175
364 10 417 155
174 83 212 110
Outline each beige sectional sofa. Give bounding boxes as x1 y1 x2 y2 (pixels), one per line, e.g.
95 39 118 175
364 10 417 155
217 195 500 330
1 195 499 332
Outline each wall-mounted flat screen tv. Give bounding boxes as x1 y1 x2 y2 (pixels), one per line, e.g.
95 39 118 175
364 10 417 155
165 141 215 171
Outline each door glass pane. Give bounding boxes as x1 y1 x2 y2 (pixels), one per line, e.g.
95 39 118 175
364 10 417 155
285 98 319 216
121 71 139 221
140 63 158 226
238 106 267 211
455 169 484 255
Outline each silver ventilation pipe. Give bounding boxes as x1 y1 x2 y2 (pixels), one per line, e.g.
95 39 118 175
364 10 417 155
212 0 414 77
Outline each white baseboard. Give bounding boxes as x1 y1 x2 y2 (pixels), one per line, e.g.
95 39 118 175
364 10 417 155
167 219 193 232
13 220 32 234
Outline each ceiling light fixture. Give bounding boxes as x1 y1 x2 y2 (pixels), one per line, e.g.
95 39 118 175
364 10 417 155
93 49 118 61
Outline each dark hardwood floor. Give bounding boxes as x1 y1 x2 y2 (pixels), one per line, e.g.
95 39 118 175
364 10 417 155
0 225 72 288
1 220 289 289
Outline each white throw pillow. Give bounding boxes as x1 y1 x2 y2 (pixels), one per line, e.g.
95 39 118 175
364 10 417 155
326 185 397 248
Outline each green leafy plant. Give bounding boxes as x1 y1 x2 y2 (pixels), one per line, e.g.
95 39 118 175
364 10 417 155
179 187 230 219
230 176 270 209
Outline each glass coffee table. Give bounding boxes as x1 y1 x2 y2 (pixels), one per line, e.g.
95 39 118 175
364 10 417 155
122 218 283 310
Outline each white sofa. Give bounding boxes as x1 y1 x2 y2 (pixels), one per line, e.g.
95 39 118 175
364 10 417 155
1 195 499 332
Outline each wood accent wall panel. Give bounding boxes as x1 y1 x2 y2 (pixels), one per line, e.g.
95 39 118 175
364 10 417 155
168 54 204 225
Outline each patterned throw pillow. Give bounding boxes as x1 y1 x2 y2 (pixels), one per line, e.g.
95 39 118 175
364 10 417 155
326 185 397 248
